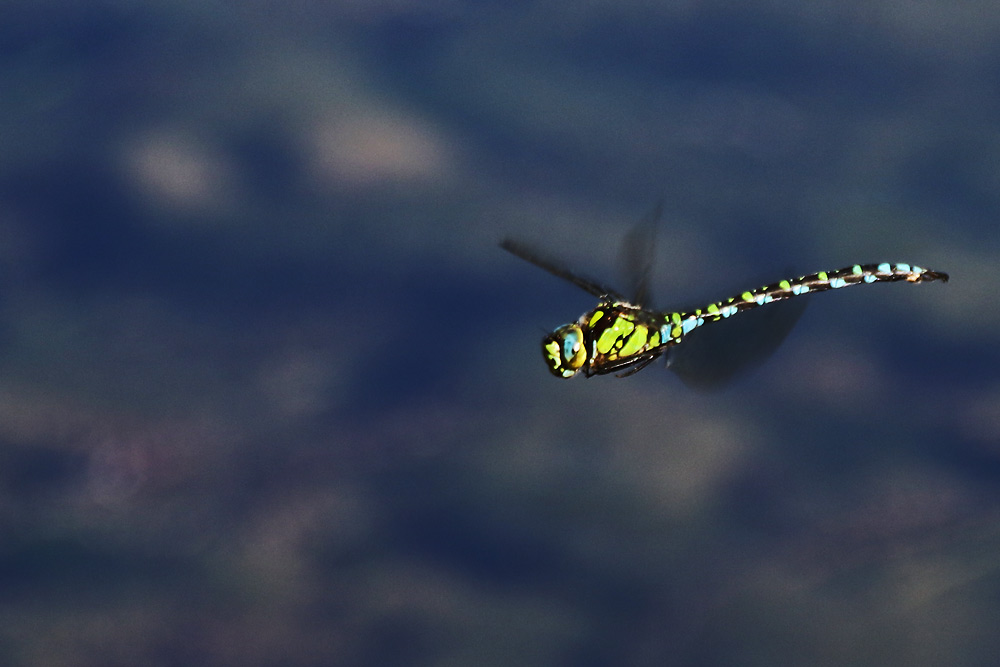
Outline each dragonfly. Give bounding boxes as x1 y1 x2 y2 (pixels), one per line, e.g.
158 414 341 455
501 205 949 381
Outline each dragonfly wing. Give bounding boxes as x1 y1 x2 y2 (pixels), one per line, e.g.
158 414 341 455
500 238 624 301
666 295 809 390
618 200 662 308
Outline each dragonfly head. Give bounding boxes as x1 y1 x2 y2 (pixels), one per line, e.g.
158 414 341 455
542 323 587 378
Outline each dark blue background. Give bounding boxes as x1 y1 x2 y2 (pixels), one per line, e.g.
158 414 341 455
0 3 997 665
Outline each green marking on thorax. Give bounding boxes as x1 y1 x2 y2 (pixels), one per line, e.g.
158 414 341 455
619 324 648 356
596 317 635 354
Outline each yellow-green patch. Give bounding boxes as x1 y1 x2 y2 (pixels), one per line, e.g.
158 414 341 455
544 341 561 368
619 325 648 356
596 328 617 354
596 318 634 354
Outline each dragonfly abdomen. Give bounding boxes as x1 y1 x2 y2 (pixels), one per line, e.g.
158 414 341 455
666 262 949 344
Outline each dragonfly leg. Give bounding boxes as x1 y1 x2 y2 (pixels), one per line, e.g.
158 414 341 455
615 354 659 378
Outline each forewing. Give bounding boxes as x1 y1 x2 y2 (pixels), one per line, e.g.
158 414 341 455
500 238 624 301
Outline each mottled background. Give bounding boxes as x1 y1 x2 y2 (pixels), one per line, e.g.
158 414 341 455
1 2 998 666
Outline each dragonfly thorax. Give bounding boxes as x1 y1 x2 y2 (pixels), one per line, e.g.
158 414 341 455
541 305 668 378
542 323 587 378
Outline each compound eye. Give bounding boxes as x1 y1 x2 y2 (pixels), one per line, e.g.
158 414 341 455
542 324 586 378
562 327 582 364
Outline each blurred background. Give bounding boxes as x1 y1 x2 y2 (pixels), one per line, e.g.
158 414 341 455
1 2 998 665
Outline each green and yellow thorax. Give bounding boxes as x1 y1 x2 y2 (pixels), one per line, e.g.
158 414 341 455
542 303 683 378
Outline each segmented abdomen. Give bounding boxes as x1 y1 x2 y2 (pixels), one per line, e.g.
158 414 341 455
661 263 949 344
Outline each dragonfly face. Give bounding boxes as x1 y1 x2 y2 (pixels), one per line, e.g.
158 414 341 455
542 323 587 378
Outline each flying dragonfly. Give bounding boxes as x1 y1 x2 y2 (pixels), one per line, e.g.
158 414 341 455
501 206 949 381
